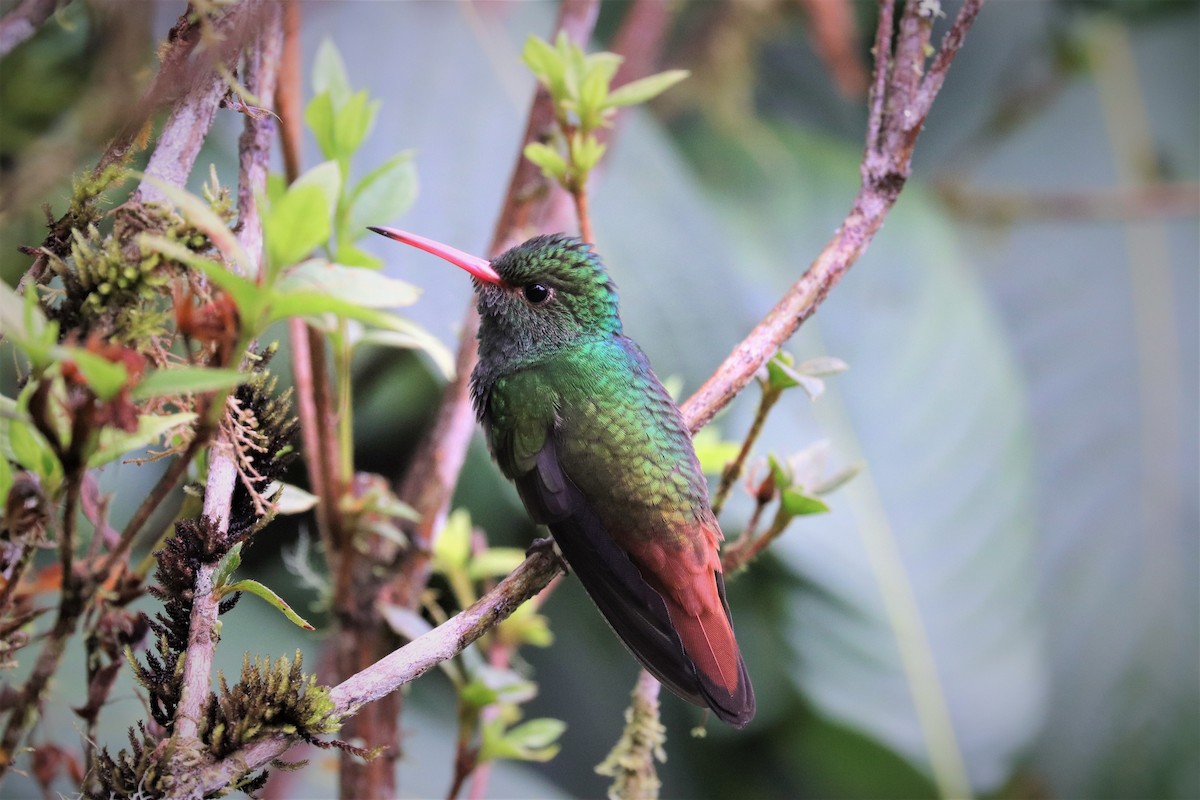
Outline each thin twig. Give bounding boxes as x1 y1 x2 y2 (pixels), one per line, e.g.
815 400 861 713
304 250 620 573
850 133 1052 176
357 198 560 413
130 69 228 207
275 0 346 571
711 385 781 517
170 456 237 744
0 0 59 59
936 180 1200 222
680 0 985 434
96 1 269 176
0 469 83 781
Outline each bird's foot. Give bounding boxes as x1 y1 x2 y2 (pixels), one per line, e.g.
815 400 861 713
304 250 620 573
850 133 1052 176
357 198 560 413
526 536 568 574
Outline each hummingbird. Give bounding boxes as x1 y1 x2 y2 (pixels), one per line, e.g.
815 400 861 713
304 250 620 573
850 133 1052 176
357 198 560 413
369 227 755 727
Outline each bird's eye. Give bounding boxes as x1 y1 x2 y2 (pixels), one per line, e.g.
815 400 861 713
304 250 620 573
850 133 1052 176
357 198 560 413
523 283 551 304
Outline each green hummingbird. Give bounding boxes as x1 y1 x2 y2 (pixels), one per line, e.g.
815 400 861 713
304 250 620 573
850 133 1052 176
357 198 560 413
370 227 755 727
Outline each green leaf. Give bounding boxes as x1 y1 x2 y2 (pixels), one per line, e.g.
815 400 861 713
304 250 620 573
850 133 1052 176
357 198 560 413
459 678 500 709
332 241 383 270
520 34 561 86
780 488 831 517
221 578 315 630
467 547 526 581
1 406 61 486
768 452 793 489
0 280 48 352
277 259 420 309
265 172 288 208
480 716 565 763
270 481 319 515
356 324 455 379
346 152 418 235
765 351 801 389
213 542 244 590
89 411 196 468
506 717 567 751
578 58 616 131
139 174 253 276
304 92 337 161
0 444 12 503
496 600 554 648
265 290 411 329
557 31 585 104
293 160 343 225
1 283 59 368
523 142 567 181
139 234 266 325
432 508 471 573
572 133 606 173
312 38 352 108
61 348 127 401
131 367 245 401
264 183 333 275
521 34 563 95
605 69 690 109
332 90 379 162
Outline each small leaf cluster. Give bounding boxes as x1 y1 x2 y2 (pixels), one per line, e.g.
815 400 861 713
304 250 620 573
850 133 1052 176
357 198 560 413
720 351 858 571
296 38 418 270
426 510 564 769
0 287 188 492
521 32 688 192
758 351 857 517
764 350 849 402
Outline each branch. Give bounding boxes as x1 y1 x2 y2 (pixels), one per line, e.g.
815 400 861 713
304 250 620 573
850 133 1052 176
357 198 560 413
0 470 84 781
0 0 58 59
97 1 269 176
166 0 282 777
936 180 1200 222
182 550 565 798
680 0 985 433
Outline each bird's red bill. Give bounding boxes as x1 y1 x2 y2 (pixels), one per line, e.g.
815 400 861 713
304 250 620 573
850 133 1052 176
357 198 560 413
368 226 503 284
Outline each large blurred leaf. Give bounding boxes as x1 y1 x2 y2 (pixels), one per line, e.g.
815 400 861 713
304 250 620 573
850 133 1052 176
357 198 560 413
666 120 1046 794
942 11 1200 798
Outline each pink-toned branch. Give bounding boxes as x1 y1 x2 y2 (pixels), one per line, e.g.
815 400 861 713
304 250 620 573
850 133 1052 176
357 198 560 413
680 0 985 433
0 0 59 58
167 1 282 782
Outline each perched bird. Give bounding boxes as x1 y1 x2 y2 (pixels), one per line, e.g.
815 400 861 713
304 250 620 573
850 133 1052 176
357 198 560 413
370 227 755 727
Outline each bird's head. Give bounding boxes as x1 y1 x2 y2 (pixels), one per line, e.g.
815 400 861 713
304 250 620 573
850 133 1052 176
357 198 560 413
369 228 621 361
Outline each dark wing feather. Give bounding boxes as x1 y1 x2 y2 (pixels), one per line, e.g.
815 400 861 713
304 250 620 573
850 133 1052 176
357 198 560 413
515 437 754 727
